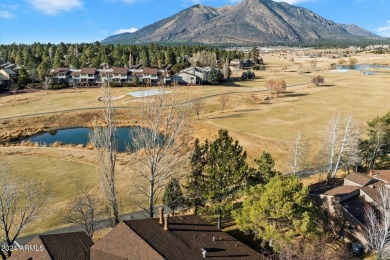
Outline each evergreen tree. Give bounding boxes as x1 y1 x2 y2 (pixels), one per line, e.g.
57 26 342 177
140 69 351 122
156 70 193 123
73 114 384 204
17 66 31 87
249 45 259 62
204 129 248 229
360 111 390 170
163 178 185 216
206 68 224 85
234 174 317 252
184 138 208 215
250 151 277 185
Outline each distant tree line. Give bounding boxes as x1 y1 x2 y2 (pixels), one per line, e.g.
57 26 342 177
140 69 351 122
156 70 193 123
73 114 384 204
0 42 246 82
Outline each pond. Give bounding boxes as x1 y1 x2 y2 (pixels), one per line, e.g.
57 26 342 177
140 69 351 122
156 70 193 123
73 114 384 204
21 127 161 152
338 64 390 71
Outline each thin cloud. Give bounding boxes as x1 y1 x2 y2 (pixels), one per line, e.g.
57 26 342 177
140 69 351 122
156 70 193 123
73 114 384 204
377 20 390 37
26 0 82 15
114 28 139 34
0 10 15 19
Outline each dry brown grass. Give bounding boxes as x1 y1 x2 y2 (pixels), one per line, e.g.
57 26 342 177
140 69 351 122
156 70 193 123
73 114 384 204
0 51 389 235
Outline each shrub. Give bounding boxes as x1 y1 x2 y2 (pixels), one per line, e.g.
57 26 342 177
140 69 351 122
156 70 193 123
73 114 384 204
51 83 69 90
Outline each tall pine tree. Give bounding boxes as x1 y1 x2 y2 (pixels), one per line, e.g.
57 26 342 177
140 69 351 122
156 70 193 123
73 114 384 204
204 129 248 229
163 178 185 216
184 138 208 215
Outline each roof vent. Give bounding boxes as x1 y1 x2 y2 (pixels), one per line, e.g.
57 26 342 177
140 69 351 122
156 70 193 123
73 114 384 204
201 248 207 258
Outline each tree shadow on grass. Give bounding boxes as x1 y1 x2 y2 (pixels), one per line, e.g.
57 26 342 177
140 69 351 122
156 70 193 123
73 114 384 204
282 92 309 98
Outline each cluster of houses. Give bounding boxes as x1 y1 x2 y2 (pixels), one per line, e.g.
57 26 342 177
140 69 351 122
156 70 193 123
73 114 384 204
50 66 215 87
10 211 264 260
309 169 390 246
0 57 263 89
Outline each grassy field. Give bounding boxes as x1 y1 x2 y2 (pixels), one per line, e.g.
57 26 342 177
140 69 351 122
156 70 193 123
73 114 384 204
0 146 148 234
0 51 389 236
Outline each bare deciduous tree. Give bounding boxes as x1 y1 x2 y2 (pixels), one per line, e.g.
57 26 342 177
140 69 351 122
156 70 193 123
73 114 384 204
0 164 49 259
129 91 193 218
218 94 229 113
65 181 107 240
193 96 204 120
324 114 360 179
90 81 120 225
364 186 390 260
265 79 286 100
289 129 306 175
10 82 19 95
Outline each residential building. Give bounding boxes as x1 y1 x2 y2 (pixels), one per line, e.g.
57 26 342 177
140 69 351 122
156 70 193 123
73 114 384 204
230 59 242 69
142 67 159 85
50 67 162 86
309 170 389 246
0 68 17 82
91 212 264 259
172 66 209 85
51 68 70 84
80 68 97 86
9 232 93 260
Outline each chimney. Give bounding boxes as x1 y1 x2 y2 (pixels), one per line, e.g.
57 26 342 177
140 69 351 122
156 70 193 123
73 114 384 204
164 214 169 231
369 169 373 177
159 207 164 225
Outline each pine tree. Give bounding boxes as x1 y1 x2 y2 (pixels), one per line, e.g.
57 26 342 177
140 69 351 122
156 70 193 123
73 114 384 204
184 138 208 215
163 178 185 216
204 129 248 229
234 174 317 252
17 66 31 87
251 151 277 184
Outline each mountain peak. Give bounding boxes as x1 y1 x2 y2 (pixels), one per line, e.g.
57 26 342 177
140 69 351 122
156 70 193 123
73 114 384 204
102 0 380 45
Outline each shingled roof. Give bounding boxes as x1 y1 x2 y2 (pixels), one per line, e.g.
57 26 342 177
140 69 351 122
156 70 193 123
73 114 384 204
91 214 264 260
373 170 390 184
10 232 93 260
80 68 97 74
344 172 377 186
143 67 158 75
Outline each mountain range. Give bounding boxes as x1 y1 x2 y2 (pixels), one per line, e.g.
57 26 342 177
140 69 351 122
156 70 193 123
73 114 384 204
102 0 380 46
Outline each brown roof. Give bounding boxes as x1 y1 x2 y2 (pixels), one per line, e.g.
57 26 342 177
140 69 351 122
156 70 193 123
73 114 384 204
70 71 81 76
340 195 368 225
143 67 158 75
309 178 344 195
41 232 93 260
80 68 96 74
323 185 361 197
52 68 68 74
10 232 93 260
92 215 264 260
112 68 128 74
360 186 381 205
345 172 376 186
373 170 390 183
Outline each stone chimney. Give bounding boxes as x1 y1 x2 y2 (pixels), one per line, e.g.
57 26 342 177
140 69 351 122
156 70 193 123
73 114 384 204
159 207 164 225
369 169 374 177
164 214 169 231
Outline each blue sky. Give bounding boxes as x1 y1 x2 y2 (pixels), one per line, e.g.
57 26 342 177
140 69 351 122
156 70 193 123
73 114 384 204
0 0 389 44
